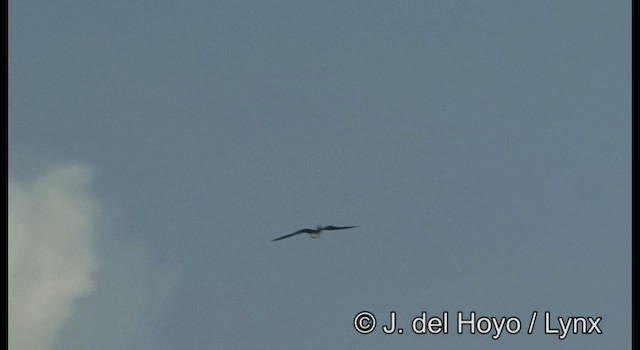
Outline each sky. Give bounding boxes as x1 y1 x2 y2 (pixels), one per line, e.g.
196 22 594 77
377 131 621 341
8 0 630 349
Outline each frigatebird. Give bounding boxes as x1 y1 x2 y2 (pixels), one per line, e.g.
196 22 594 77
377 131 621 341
271 225 358 241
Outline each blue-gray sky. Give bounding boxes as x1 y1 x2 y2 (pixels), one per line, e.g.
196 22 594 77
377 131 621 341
9 1 630 349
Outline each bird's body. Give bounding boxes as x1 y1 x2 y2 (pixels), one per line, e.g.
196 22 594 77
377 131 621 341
272 225 358 241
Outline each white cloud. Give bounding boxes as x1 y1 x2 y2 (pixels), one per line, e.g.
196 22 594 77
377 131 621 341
52 239 179 350
9 164 100 350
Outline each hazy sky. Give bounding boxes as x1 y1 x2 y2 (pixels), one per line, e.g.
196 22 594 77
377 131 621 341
9 1 630 349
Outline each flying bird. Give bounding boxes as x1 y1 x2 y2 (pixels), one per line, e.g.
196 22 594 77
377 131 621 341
272 225 359 241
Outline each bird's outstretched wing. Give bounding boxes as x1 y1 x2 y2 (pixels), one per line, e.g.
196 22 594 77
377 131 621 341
322 225 358 231
271 228 315 242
